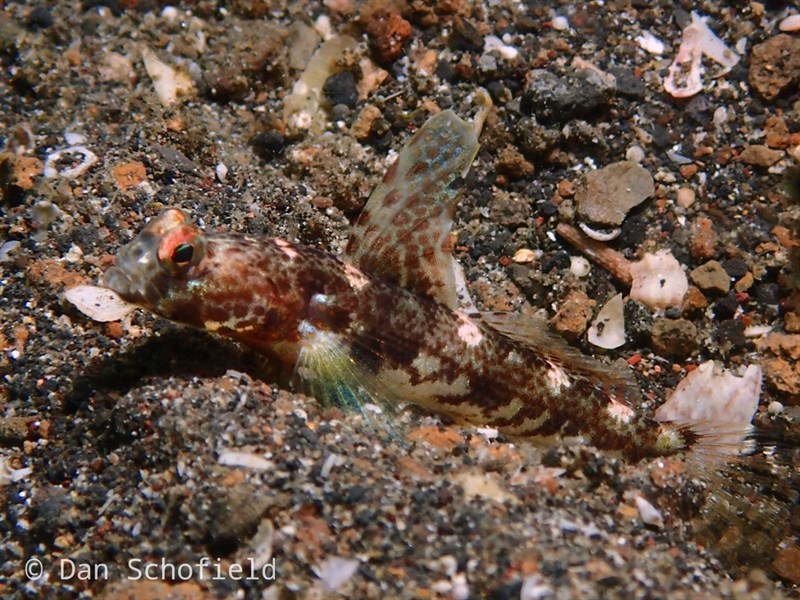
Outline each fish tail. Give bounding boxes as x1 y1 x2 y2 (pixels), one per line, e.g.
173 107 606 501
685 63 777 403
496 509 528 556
674 429 799 577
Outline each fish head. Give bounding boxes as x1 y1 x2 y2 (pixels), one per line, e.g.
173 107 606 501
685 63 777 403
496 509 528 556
104 207 209 317
104 207 307 360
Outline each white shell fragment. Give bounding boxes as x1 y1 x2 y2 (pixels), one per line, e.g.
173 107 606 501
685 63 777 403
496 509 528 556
215 162 228 182
44 146 99 179
664 12 740 98
247 520 275 570
779 14 800 32
629 250 688 312
64 285 136 322
484 36 519 60
313 557 360 592
0 240 21 262
551 16 569 31
521 575 553 600
320 453 346 478
634 495 664 529
283 36 357 135
141 46 196 106
655 361 761 427
217 450 275 471
635 31 665 55
588 293 625 349
569 256 591 277
64 131 86 146
578 222 621 241
0 457 33 486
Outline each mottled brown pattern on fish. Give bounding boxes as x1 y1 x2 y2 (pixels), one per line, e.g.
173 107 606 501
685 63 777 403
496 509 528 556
110 219 664 459
105 107 700 464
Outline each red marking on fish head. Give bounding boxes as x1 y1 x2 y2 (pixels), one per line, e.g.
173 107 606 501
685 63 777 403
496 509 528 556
156 225 207 274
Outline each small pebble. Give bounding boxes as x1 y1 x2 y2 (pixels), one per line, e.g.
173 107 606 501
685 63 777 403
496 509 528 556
551 290 594 342
626 146 645 163
557 179 575 198
748 34 800 101
651 318 698 359
690 260 731 295
483 35 519 60
26 6 54 30
767 401 784 415
251 131 285 161
739 144 784 167
330 103 351 122
779 14 800 32
513 248 536 264
569 256 591 277
366 9 412 63
322 71 358 109
161 6 179 22
551 16 569 31
689 217 717 259
772 545 800 585
676 187 696 208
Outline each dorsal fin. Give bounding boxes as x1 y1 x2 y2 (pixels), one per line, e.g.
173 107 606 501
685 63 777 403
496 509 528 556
479 311 642 406
345 108 484 312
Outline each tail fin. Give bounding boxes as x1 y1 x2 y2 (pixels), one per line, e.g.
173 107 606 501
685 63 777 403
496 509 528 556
654 362 799 580
686 432 800 577
655 361 761 459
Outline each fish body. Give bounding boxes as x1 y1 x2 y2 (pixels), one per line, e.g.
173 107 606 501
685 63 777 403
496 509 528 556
105 107 740 462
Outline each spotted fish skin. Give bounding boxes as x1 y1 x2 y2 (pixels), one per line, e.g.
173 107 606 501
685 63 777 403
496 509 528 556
106 215 683 460
105 107 704 461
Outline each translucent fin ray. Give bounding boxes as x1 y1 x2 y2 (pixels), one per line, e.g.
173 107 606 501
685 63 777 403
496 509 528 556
345 110 481 312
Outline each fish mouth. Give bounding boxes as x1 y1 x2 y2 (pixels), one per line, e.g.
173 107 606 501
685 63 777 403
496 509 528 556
104 229 167 308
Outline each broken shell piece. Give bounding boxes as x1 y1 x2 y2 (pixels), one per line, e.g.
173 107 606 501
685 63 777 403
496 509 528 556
283 36 357 135
484 35 519 60
664 12 740 98
314 557 360 592
141 46 196 106
65 285 136 322
215 163 228 182
588 293 625 349
655 361 761 451
579 222 621 241
100 51 135 83
635 31 665 55
569 256 591 277
218 450 274 471
0 459 33 486
629 250 688 312
575 161 654 228
44 146 98 179
779 14 800 32
634 495 664 528
513 248 537 264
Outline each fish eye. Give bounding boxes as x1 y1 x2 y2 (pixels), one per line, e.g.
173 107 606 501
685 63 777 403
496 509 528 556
171 242 194 265
157 225 206 273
